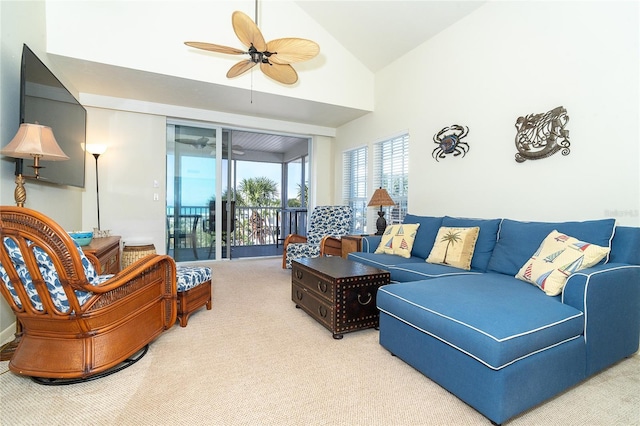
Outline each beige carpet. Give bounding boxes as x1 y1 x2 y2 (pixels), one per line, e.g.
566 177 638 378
1 257 638 425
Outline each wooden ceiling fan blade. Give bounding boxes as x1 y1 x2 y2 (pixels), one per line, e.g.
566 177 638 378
184 42 246 55
227 60 258 78
232 11 266 51
260 62 298 85
267 38 320 64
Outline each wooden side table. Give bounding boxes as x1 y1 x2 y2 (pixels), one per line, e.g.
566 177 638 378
341 235 364 258
82 236 121 274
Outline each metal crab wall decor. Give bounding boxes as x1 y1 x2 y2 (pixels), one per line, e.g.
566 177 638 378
432 125 470 161
514 106 570 163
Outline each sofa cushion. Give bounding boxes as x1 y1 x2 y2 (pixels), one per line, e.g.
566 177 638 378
426 226 479 270
389 262 482 282
348 251 422 270
176 265 212 292
0 237 97 312
376 273 585 370
442 216 501 271
401 214 443 259
487 218 616 276
516 230 610 296
375 223 420 258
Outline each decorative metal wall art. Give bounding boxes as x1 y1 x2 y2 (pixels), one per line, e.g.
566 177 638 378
514 106 570 163
432 125 469 161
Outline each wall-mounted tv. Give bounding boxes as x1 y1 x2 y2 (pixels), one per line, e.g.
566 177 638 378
20 44 86 188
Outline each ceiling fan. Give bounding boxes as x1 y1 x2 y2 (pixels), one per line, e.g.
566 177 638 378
184 8 319 85
175 137 245 155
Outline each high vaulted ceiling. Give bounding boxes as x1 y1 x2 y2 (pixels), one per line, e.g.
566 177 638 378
48 1 485 130
295 1 485 73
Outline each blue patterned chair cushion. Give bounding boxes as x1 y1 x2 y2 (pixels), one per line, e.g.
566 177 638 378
176 266 212 292
0 237 101 312
285 205 353 268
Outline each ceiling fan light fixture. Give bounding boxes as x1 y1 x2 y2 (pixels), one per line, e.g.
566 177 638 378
184 8 319 85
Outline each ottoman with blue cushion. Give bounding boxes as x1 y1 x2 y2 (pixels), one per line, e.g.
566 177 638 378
176 266 212 327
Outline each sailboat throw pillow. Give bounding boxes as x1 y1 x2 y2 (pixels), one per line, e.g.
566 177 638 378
374 223 420 258
516 230 610 296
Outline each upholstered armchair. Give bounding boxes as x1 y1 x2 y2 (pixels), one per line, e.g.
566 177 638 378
0 206 177 381
282 205 353 269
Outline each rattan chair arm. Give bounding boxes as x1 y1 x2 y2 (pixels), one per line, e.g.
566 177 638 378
320 235 342 257
83 252 102 274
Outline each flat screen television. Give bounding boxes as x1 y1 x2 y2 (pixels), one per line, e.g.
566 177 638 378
19 44 86 188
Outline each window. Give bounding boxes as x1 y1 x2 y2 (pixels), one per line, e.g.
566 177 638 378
373 133 409 223
343 146 368 233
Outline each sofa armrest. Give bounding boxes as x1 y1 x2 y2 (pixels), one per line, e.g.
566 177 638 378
360 235 382 253
563 263 640 375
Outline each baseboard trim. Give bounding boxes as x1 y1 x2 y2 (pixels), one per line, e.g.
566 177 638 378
1 320 16 345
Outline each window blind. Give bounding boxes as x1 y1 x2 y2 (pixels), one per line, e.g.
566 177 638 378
373 133 409 223
342 146 368 234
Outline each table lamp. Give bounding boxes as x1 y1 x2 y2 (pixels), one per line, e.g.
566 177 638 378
0 123 69 207
368 187 396 235
0 123 68 361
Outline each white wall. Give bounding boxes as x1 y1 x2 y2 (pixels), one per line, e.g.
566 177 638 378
45 0 374 112
82 108 168 250
334 1 640 227
0 1 85 341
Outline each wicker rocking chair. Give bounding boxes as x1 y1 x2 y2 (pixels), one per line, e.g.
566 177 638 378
0 206 177 382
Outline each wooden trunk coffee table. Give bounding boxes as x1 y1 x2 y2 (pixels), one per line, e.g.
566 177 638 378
291 256 391 339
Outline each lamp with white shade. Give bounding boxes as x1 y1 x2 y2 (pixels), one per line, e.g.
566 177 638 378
0 123 69 207
0 123 69 361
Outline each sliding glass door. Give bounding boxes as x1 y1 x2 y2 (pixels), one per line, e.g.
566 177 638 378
166 121 229 261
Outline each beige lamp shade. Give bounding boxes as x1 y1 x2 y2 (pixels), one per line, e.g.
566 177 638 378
367 187 396 207
0 123 69 161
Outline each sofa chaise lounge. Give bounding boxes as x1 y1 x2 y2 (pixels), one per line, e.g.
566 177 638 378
348 214 640 425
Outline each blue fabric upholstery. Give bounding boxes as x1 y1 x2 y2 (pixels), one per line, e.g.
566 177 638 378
378 274 584 369
357 214 637 424
348 251 422 269
389 262 482 282
609 226 640 264
348 251 481 282
562 262 640 376
441 216 501 271
401 214 443 259
379 309 586 425
285 205 353 268
176 265 212 292
0 237 100 312
487 218 616 276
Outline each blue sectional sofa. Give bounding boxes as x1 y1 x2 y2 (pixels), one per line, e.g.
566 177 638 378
348 215 640 425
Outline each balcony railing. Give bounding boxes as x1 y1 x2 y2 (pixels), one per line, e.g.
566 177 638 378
166 206 307 259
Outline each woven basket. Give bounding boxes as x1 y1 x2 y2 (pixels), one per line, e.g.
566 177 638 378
121 244 156 269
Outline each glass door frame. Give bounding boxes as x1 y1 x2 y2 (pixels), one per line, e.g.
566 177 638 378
166 119 227 261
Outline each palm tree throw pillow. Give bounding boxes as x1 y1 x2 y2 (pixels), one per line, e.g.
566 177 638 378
426 227 480 270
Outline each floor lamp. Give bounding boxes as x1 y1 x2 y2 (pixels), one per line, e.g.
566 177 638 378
0 123 69 361
86 144 107 230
